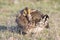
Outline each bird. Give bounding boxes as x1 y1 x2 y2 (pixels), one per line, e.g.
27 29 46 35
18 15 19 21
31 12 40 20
42 14 49 28
15 12 35 34
21 7 44 25
16 14 28 34
25 8 49 28
15 7 49 35
28 9 44 25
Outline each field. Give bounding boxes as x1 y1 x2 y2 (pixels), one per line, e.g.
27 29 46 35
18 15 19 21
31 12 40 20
0 0 60 40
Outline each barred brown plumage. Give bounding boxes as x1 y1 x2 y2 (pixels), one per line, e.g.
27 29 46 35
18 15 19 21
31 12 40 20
15 7 49 35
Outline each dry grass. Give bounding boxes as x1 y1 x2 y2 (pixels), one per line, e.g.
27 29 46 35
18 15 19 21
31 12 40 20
0 0 60 40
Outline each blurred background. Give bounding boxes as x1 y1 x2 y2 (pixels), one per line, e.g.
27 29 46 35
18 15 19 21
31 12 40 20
0 0 60 40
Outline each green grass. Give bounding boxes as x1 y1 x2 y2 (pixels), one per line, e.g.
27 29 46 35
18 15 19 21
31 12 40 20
0 0 60 40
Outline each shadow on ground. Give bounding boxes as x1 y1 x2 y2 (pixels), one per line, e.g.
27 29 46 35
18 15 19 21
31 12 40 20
0 25 19 33
0 26 7 31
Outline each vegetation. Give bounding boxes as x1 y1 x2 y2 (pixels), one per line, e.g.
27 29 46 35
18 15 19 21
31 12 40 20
0 0 60 40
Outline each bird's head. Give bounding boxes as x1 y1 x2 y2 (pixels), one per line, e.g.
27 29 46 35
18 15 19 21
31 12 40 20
23 7 31 16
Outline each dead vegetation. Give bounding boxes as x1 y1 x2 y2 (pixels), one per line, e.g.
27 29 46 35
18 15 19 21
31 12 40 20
0 0 60 40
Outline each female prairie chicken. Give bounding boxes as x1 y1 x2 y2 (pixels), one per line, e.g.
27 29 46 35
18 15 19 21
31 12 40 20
15 7 49 35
